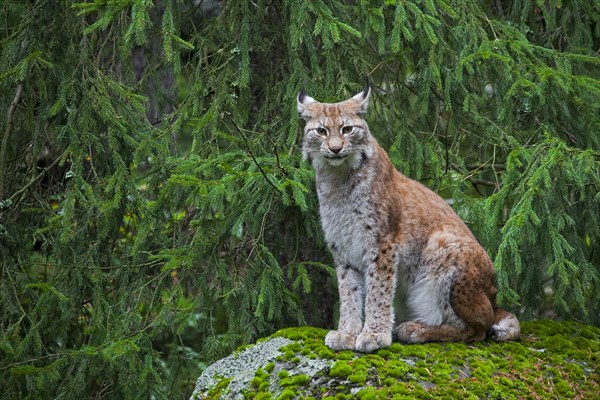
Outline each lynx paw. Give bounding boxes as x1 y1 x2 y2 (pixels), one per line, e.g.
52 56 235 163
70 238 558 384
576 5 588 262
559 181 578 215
325 331 357 351
355 330 392 353
395 321 426 344
487 321 520 342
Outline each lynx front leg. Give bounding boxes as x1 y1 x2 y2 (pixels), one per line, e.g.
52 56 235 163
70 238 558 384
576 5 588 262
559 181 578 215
355 246 396 353
325 263 365 351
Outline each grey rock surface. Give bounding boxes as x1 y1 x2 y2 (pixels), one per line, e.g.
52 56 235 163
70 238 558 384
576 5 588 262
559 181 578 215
191 337 293 399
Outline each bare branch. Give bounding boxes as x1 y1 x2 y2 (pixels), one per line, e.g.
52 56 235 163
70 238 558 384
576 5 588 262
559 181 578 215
8 151 67 203
0 82 24 200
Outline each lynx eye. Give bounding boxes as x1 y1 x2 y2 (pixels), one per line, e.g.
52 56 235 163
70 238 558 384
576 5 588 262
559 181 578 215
341 126 354 135
316 127 328 136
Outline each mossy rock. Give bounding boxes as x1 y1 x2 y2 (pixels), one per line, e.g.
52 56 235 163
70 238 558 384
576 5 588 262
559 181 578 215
191 321 599 399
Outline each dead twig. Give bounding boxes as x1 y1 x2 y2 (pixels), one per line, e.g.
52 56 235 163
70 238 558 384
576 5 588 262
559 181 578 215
0 82 24 200
8 151 66 204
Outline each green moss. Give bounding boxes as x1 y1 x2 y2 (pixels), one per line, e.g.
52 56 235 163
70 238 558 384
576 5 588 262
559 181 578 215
363 354 385 367
336 350 355 360
248 371 270 395
317 347 336 359
470 359 495 382
205 377 231 399
249 376 262 389
356 387 387 399
346 358 369 385
379 359 409 379
209 320 600 400
277 370 289 379
292 374 310 385
272 327 327 341
265 362 275 373
553 378 574 397
329 360 353 378
280 374 310 387
255 368 269 378
275 327 335 360
387 383 412 396
276 388 295 400
284 342 302 352
300 348 311 356
235 344 254 353
387 343 403 353
348 372 367 384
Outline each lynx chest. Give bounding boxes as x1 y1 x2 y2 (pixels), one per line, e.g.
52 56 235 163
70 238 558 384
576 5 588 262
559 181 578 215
316 179 377 271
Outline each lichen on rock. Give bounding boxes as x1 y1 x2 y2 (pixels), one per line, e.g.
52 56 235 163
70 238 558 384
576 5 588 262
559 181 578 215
192 337 295 399
191 321 599 399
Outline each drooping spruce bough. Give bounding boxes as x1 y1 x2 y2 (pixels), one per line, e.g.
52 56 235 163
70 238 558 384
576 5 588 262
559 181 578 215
0 1 599 398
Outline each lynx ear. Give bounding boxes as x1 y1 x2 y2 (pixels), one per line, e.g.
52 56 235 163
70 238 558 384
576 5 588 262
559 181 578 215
351 83 371 115
297 89 316 120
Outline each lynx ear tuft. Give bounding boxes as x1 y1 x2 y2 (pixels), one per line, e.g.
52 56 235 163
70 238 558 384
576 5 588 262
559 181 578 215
351 82 371 115
297 90 316 119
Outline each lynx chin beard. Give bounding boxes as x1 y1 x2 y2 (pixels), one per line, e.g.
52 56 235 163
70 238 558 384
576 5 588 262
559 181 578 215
322 152 361 169
319 149 368 169
324 156 347 166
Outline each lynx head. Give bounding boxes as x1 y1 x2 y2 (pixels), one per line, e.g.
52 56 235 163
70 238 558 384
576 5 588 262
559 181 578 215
297 85 373 169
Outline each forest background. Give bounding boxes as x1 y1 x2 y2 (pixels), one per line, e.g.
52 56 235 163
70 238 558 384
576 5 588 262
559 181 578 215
1 0 599 398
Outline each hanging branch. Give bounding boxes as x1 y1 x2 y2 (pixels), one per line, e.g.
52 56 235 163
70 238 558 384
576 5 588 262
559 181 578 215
262 127 288 178
8 151 66 203
224 113 283 195
0 82 24 200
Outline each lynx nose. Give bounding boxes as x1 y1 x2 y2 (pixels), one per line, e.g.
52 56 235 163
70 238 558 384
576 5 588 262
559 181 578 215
329 137 343 154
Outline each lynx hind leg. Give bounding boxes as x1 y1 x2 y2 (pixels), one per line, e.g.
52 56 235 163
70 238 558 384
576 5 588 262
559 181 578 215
396 288 493 343
395 320 475 343
454 245 520 342
487 308 520 341
395 272 473 343
396 261 496 343
450 270 494 342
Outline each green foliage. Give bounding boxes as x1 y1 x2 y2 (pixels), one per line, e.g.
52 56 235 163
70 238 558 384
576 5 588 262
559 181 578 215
1 0 599 398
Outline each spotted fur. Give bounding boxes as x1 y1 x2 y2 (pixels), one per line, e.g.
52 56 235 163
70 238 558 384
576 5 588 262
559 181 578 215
297 85 520 353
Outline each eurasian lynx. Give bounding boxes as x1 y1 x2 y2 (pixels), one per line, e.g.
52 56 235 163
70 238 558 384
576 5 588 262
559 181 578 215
297 84 520 353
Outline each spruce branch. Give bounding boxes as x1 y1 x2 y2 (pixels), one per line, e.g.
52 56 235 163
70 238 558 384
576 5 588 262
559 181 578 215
7 151 66 204
0 352 64 372
225 114 283 195
0 82 24 200
2 263 32 326
0 322 158 373
470 178 498 187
